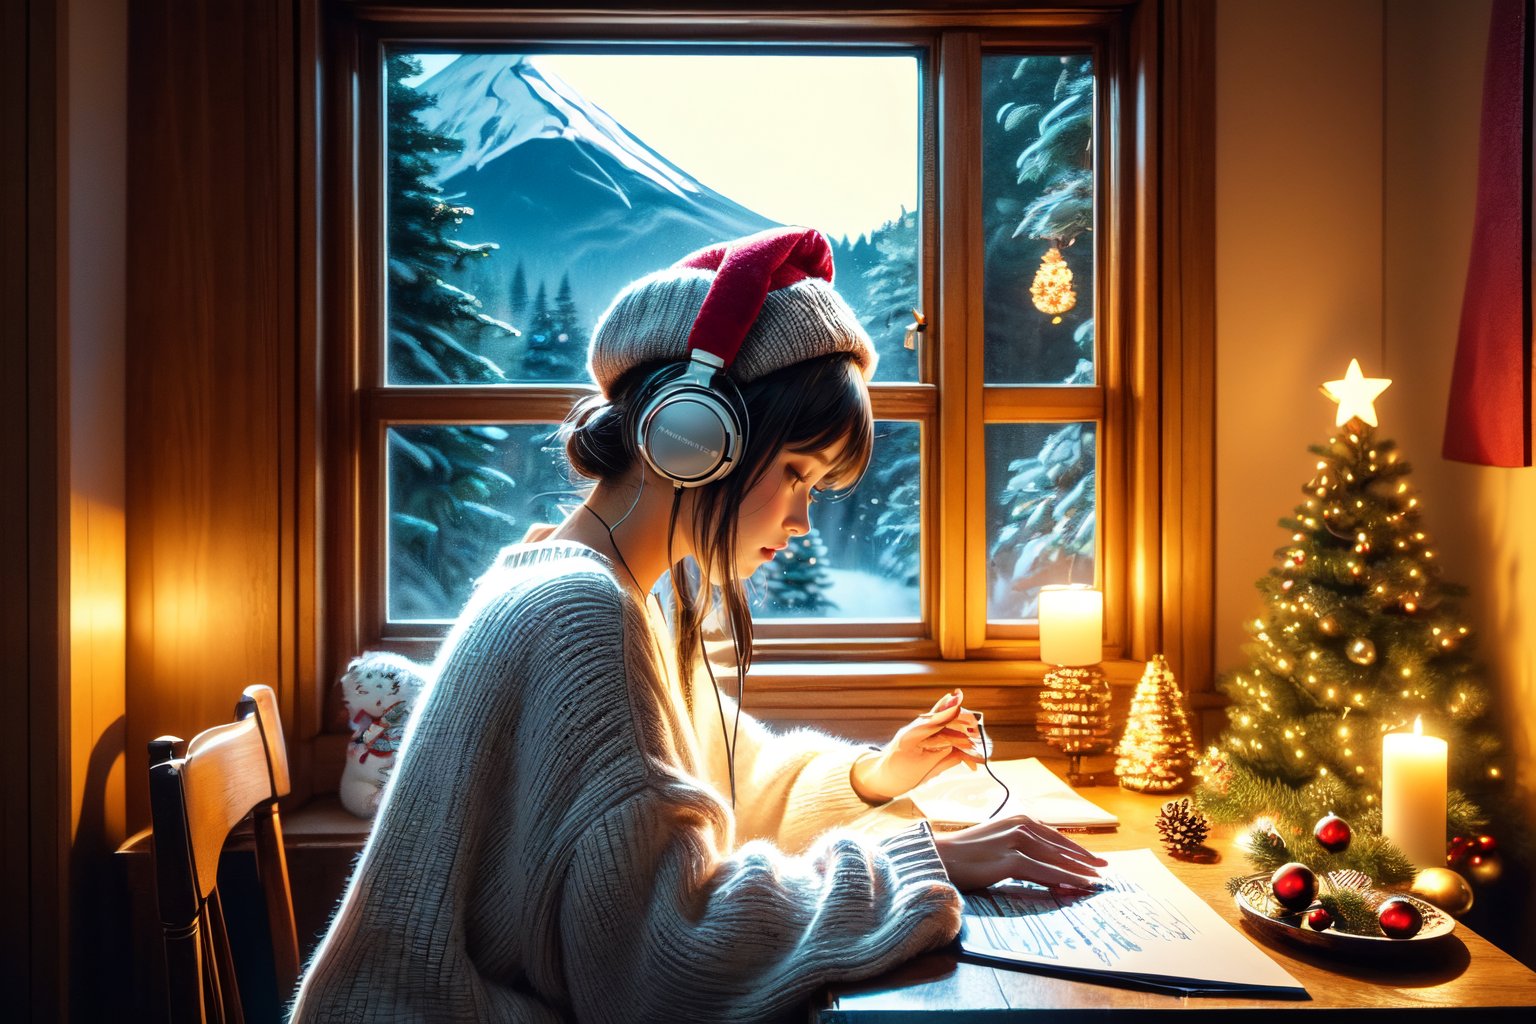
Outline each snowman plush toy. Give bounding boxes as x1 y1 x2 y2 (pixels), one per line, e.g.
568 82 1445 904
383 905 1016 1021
339 651 430 818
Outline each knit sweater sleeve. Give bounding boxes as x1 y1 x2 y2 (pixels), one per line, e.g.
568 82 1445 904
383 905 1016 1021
718 699 885 853
560 787 960 1024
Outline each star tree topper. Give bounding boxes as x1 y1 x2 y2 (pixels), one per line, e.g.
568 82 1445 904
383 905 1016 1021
1321 358 1392 427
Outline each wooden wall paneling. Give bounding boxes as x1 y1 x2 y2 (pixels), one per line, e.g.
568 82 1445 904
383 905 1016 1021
287 0 321 805
6 0 68 1015
66 0 132 1018
1 0 33 1003
126 0 299 829
1157 0 1218 737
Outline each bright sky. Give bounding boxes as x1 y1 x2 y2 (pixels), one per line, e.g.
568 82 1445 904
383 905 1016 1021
406 52 918 241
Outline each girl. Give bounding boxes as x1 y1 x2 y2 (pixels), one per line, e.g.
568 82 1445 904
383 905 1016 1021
291 228 1105 1023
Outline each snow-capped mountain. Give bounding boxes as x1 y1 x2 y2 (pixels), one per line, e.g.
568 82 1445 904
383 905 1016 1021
412 55 778 328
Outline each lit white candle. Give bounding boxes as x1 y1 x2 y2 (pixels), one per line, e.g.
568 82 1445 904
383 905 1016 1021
1381 717 1448 869
1038 585 1103 666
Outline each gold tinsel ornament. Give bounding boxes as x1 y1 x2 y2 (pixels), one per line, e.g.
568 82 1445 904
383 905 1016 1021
1114 654 1198 792
1030 245 1077 323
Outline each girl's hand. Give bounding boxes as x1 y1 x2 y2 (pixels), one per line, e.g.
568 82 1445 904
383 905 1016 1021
931 814 1110 893
851 689 984 804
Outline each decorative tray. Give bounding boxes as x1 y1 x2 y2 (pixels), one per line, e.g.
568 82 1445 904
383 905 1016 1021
1232 873 1455 963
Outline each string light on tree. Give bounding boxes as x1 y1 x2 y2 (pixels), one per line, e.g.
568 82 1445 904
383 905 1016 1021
1194 357 1508 884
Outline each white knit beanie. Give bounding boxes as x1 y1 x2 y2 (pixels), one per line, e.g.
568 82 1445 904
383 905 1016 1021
587 227 878 398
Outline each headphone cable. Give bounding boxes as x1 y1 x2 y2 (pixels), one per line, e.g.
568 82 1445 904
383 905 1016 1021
977 714 1012 820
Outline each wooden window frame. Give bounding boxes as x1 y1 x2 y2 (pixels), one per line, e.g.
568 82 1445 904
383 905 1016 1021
316 0 1214 754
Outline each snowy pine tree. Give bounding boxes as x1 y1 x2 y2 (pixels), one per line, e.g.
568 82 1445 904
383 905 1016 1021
990 417 1096 617
860 208 919 382
758 529 837 615
385 53 519 619
509 260 529 325
518 280 586 380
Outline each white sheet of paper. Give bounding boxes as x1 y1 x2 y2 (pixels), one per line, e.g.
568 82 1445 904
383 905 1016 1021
960 848 1307 997
909 757 1119 830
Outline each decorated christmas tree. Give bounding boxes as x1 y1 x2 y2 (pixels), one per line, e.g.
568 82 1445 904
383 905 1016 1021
1115 655 1198 793
1196 360 1506 881
759 529 837 615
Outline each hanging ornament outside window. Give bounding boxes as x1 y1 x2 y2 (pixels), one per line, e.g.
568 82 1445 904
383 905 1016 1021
1030 244 1077 323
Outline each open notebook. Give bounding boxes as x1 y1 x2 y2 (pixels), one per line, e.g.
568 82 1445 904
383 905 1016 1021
959 848 1308 998
909 757 1119 831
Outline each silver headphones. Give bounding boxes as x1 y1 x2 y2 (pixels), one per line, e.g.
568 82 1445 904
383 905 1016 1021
635 349 747 488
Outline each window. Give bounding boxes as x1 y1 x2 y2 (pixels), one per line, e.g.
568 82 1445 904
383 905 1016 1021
326 3 1214 716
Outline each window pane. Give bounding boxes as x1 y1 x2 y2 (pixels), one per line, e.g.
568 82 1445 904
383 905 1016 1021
981 54 1096 385
753 421 921 620
385 50 922 385
986 422 1097 620
387 424 578 621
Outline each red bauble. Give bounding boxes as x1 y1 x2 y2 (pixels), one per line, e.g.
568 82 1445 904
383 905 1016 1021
1447 835 1473 868
1378 897 1424 938
1270 862 1318 912
1313 813 1352 853
1304 902 1335 931
1449 833 1499 872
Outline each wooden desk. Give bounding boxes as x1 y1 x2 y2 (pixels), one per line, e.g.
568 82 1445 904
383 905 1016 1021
822 785 1536 1021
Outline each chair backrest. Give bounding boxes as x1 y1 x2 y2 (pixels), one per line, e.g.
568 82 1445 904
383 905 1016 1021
149 684 300 1023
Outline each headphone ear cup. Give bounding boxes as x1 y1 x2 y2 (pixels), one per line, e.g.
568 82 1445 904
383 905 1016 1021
637 381 744 486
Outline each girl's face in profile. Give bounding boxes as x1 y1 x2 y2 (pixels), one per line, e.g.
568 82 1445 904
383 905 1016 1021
731 441 847 580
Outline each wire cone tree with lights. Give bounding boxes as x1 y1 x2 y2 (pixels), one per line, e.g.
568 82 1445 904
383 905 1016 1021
1115 654 1198 793
1195 360 1507 882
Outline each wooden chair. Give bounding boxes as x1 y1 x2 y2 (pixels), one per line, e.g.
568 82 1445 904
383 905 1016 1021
148 684 301 1023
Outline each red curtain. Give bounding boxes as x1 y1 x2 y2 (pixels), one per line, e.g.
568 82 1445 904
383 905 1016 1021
1443 0 1533 467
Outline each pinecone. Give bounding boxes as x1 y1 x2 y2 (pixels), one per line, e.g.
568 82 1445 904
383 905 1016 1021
1155 798 1211 855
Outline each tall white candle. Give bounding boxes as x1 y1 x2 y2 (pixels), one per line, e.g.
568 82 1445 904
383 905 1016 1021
1381 717 1448 870
1038 585 1103 666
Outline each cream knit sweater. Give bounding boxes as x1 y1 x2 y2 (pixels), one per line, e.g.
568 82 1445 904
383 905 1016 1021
290 542 962 1023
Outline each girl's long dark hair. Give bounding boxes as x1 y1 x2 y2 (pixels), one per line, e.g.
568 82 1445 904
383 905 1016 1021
563 353 874 681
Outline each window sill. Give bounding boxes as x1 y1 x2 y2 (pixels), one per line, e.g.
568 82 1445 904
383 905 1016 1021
737 658 1151 748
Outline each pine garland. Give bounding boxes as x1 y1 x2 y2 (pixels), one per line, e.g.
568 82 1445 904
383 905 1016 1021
1237 821 1416 886
1191 739 1492 884
1227 871 1385 934
1194 757 1474 885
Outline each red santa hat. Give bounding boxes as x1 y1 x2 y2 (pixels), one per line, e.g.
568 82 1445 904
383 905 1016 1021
587 226 878 397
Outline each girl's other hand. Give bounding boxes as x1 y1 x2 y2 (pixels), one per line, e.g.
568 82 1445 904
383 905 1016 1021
851 688 984 804
931 814 1110 893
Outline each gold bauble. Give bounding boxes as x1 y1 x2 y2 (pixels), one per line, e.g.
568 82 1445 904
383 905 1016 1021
1409 867 1474 917
1467 851 1503 886
1346 637 1377 666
